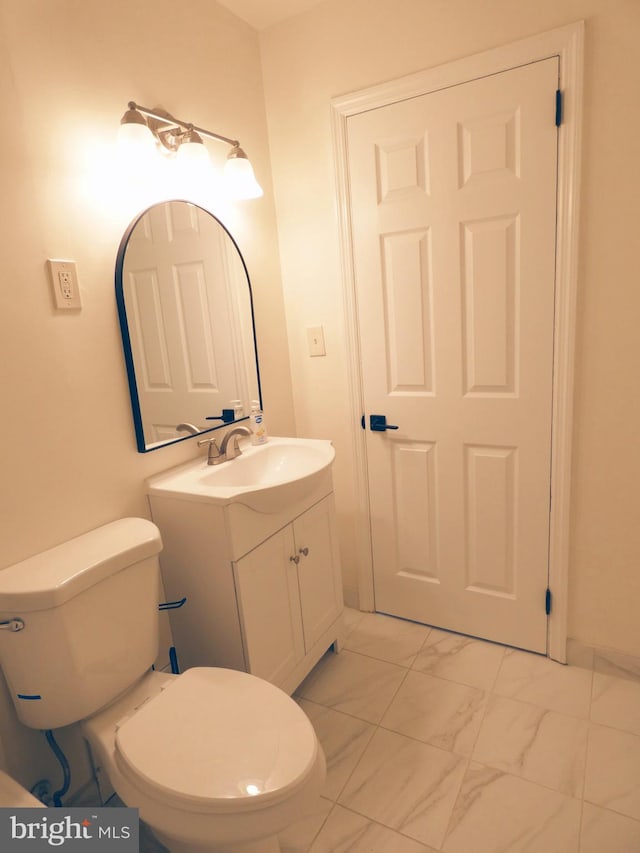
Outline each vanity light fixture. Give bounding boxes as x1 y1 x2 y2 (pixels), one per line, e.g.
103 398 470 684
118 101 263 200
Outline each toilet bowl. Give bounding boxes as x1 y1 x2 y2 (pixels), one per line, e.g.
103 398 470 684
0 769 46 808
83 667 325 852
0 518 326 852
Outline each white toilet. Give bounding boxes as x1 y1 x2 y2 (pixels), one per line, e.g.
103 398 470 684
0 518 325 853
0 769 46 808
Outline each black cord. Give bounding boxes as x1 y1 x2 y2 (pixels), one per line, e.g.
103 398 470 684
169 646 180 674
44 730 71 807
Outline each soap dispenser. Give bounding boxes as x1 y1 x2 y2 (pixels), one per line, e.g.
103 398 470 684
249 400 268 445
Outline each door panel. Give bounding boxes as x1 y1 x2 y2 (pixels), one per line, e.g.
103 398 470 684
461 215 518 394
348 58 559 652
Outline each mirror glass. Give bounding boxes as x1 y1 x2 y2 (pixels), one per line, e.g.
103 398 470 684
115 200 261 452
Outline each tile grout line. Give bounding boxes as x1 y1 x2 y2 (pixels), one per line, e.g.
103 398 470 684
576 672 595 853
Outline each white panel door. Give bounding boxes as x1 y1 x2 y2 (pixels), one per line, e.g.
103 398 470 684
347 58 559 652
124 202 239 442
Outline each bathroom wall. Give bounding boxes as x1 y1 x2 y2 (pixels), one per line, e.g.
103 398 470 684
2 0 637 801
259 0 640 656
0 0 294 794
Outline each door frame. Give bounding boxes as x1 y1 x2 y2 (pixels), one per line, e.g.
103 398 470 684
330 22 584 662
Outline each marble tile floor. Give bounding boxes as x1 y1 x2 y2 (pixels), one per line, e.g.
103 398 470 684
111 608 640 852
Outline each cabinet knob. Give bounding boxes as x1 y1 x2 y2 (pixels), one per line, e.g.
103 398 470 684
298 547 309 557
289 555 300 564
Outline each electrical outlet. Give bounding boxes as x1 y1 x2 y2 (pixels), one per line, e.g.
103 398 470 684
47 259 81 309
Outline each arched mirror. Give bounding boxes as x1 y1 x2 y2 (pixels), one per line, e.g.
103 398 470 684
115 200 261 452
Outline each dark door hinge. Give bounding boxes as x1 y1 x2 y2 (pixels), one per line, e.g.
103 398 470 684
555 89 563 127
545 587 552 615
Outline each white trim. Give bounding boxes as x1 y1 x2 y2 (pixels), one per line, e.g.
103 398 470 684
330 22 584 661
331 105 376 611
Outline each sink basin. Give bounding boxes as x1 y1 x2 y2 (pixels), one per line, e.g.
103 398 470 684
146 436 335 513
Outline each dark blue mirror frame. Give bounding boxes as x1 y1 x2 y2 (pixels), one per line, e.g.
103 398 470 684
115 200 263 453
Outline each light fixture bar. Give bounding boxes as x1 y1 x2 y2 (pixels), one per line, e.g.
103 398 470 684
128 101 240 149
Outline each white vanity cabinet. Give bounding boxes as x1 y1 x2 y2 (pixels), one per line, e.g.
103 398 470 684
147 466 343 695
234 495 342 687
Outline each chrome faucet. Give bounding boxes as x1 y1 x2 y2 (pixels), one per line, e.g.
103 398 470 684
219 426 252 461
176 422 200 436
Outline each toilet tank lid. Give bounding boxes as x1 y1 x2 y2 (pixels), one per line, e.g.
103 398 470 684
0 518 162 612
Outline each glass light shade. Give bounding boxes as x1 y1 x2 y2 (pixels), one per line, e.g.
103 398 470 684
175 138 211 171
223 154 264 200
116 121 157 182
117 121 156 157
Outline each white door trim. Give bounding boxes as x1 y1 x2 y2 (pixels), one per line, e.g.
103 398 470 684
330 21 584 662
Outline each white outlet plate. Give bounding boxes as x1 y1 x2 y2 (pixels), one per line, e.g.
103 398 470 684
47 259 81 309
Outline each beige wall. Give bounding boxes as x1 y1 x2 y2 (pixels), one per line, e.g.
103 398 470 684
260 0 640 655
1 0 638 801
0 0 294 793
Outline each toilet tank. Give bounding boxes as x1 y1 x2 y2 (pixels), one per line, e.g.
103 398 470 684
0 518 162 730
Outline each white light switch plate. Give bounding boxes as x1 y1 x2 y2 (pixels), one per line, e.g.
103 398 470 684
306 325 326 357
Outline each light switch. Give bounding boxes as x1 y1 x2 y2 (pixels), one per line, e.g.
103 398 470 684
306 325 326 357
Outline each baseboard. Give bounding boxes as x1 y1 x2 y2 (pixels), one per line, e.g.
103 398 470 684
567 638 640 684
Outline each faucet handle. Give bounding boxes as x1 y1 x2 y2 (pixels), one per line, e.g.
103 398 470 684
197 436 218 447
197 436 222 465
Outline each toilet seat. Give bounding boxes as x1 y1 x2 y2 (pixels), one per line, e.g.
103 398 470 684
114 667 319 815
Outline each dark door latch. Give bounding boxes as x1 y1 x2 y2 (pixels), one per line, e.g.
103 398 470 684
369 414 399 432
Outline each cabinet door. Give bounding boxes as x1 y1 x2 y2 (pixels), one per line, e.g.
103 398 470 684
233 526 305 686
294 495 343 651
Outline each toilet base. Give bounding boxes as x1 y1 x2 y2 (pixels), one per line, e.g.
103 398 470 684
153 829 280 853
